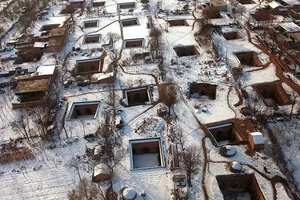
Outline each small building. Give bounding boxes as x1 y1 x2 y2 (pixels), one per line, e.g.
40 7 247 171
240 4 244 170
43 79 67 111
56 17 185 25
92 163 110 182
248 132 265 150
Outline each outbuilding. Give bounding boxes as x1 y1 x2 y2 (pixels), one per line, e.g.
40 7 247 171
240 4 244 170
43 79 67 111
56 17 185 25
92 163 110 182
248 132 265 150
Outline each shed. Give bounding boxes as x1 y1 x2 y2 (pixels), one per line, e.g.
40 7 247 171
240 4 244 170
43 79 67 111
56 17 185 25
92 163 110 182
248 132 265 150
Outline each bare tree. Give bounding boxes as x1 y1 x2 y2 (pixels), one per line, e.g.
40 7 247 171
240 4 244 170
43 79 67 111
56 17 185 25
32 105 53 139
289 92 299 119
195 10 212 46
160 80 179 115
67 157 83 183
11 109 31 141
228 0 239 11
106 32 120 43
235 5 246 20
179 145 202 187
68 178 103 200
148 26 162 59
96 111 125 189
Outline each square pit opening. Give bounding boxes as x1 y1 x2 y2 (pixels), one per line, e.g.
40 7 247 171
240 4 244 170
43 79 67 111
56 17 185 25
216 174 265 200
68 101 101 119
168 19 188 26
250 12 273 22
83 20 99 28
16 91 46 103
253 82 291 107
234 52 262 67
92 1 105 7
124 39 144 48
223 32 242 40
83 34 101 44
118 2 135 9
121 18 139 27
125 87 151 106
129 138 164 170
75 58 102 74
207 122 241 146
189 83 217 99
174 45 199 57
237 0 255 4
40 24 60 31
204 8 222 19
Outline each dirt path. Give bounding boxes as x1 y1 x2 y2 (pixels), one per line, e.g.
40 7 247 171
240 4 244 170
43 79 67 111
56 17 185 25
178 91 210 199
245 27 300 95
227 86 238 119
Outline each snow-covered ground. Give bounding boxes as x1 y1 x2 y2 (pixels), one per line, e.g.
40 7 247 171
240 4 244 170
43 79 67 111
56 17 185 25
0 0 300 199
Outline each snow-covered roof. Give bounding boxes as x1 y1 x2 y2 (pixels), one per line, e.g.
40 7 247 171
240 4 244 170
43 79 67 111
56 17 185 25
36 65 56 76
268 1 282 9
250 132 265 144
91 72 113 81
279 22 300 33
93 163 109 176
33 42 48 48
16 79 49 93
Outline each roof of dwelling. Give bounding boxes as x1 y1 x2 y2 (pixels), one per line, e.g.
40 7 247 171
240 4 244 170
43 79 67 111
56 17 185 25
268 1 282 8
16 79 49 94
210 0 226 6
34 17 66 35
49 28 66 37
288 32 300 42
279 22 300 32
250 132 265 144
48 37 64 47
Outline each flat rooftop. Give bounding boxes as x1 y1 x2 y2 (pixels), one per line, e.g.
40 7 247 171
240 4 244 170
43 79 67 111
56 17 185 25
16 79 49 94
